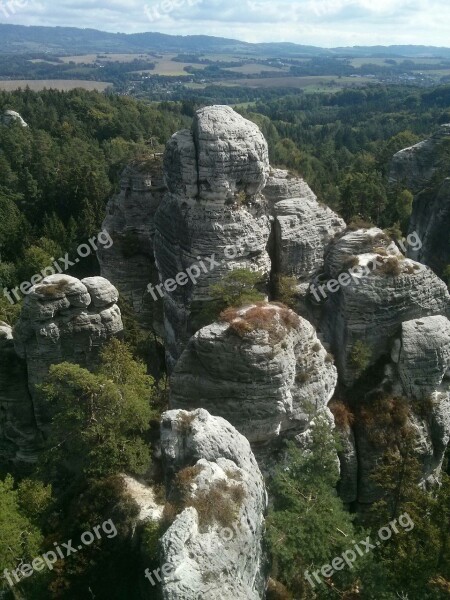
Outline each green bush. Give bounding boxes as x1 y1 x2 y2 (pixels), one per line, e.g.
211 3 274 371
350 340 372 376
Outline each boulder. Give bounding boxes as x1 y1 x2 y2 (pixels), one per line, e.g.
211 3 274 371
263 168 346 280
159 408 267 600
170 303 337 445
13 274 123 432
272 196 345 280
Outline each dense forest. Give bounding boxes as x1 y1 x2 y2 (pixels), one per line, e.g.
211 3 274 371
0 90 189 323
0 87 449 599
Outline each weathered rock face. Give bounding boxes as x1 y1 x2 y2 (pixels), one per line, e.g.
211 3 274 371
319 228 450 386
154 109 347 368
0 323 38 466
13 275 123 431
272 196 346 281
263 168 317 206
408 177 450 276
1 110 28 127
393 316 450 401
170 303 337 445
165 105 270 201
393 316 450 489
390 124 450 276
155 106 272 367
350 388 450 505
264 169 346 281
98 157 166 331
159 408 267 600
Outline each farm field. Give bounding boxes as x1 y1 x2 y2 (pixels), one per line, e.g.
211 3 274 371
58 52 208 76
225 63 288 74
218 75 377 89
413 68 450 76
150 55 208 75
59 53 156 64
0 80 112 91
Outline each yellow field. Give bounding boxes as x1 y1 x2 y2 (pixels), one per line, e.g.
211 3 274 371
151 56 207 76
0 80 112 92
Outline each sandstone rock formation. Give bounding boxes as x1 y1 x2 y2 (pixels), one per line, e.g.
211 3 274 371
390 124 450 276
319 227 449 386
153 108 346 367
154 106 272 367
13 274 123 437
97 156 166 331
170 303 337 446
1 109 28 127
393 316 450 401
394 316 450 487
93 108 450 514
265 169 346 281
159 408 267 600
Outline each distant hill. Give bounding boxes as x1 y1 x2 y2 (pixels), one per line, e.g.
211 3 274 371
1 23 450 58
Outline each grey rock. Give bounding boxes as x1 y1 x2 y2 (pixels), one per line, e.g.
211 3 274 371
155 106 272 366
263 168 318 206
396 316 450 400
1 110 28 127
165 106 270 201
408 177 450 277
336 424 358 504
272 196 345 280
320 228 449 386
82 276 119 308
263 169 346 280
170 303 337 444
353 347 450 504
159 408 267 600
121 474 164 523
13 274 123 435
389 124 450 194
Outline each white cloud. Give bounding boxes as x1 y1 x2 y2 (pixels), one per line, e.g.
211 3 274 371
2 0 450 48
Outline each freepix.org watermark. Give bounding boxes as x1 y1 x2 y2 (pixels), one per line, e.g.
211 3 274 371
2 519 117 588
0 0 28 18
144 0 201 23
2 229 113 306
305 512 415 588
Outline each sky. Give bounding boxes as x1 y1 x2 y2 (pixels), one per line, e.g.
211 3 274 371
2 0 450 48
